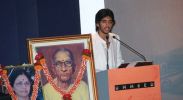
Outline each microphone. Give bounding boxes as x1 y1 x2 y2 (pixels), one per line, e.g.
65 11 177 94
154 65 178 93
106 35 110 70
106 35 110 48
112 36 147 61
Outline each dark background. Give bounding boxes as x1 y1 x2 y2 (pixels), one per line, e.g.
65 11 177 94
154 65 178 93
0 0 81 66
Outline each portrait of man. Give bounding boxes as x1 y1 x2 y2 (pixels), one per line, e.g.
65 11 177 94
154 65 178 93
27 35 98 100
36 43 90 100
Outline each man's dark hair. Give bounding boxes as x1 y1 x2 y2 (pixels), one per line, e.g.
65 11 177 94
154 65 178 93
95 8 115 31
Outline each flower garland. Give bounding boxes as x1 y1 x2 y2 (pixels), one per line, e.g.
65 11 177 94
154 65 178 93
38 49 91 100
0 64 42 100
31 63 43 100
0 49 91 100
1 69 17 100
39 58 87 100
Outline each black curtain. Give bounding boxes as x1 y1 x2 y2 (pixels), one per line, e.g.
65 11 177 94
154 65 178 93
0 0 81 65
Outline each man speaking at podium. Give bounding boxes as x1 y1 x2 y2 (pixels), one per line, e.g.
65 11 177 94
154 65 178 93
92 8 124 72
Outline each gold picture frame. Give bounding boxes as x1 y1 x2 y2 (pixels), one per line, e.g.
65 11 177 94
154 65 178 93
27 34 98 100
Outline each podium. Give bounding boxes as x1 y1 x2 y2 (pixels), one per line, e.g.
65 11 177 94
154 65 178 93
96 65 161 100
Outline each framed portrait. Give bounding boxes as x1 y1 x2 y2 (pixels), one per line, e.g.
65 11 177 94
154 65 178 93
4 64 44 100
27 34 98 100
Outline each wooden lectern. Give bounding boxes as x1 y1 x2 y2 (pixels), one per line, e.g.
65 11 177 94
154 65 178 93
96 64 161 100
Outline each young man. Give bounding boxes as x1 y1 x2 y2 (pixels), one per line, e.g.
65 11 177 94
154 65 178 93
92 8 124 72
43 48 89 100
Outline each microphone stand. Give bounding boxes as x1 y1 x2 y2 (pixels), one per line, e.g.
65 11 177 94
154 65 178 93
113 36 147 61
106 35 110 70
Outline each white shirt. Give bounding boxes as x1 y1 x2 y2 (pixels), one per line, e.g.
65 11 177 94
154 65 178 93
92 33 124 72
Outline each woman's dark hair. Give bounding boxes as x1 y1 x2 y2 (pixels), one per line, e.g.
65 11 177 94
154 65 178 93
52 48 76 72
95 8 116 31
9 68 33 96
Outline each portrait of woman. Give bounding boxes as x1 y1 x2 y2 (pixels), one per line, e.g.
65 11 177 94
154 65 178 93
8 68 33 100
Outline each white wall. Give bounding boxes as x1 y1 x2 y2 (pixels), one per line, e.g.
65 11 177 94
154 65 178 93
105 0 183 100
79 0 104 34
